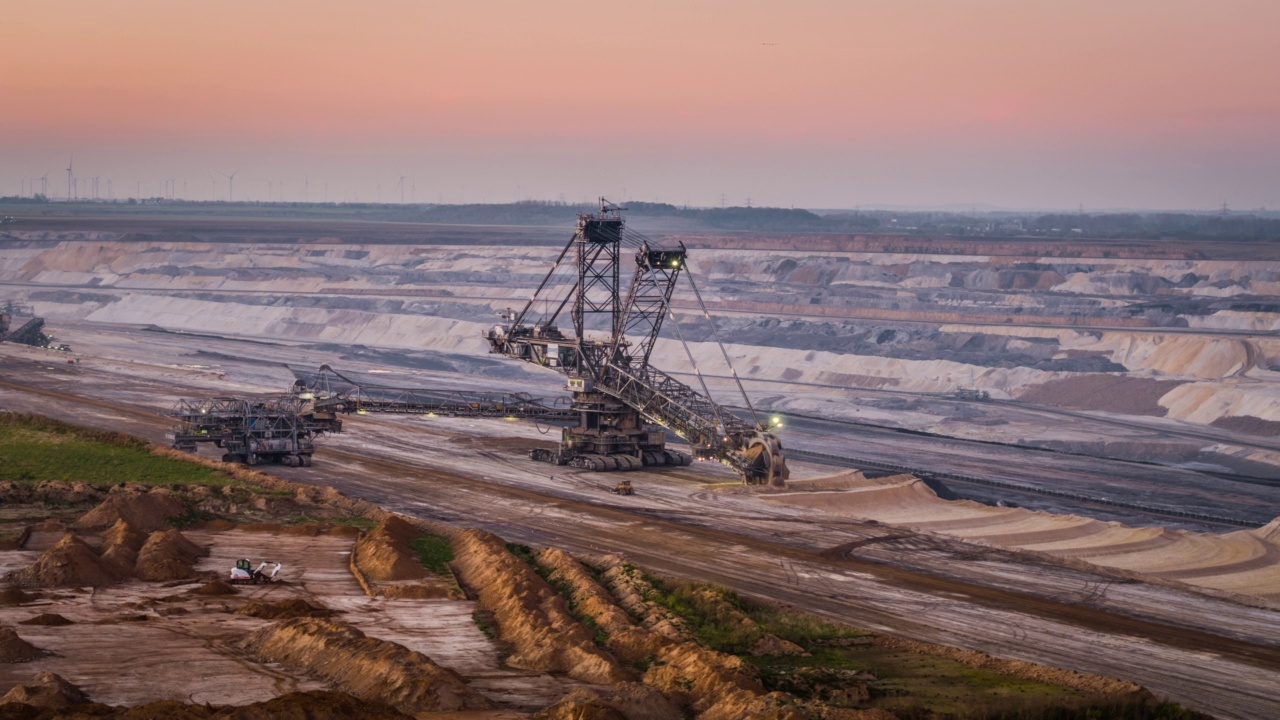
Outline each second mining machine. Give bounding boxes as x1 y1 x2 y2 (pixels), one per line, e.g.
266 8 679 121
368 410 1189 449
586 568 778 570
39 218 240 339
485 200 788 486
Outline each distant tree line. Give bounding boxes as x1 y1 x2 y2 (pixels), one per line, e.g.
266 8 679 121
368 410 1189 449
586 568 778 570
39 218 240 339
2 194 1276 239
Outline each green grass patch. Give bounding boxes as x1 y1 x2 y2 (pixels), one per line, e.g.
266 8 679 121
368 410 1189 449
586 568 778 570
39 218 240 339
411 533 455 575
642 575 1210 719
285 515 378 530
0 413 232 487
644 577 865 654
166 502 224 529
505 542 536 565
471 610 496 640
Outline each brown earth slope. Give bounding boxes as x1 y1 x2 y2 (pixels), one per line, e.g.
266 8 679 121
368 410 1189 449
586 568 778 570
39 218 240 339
450 529 630 685
239 618 492 714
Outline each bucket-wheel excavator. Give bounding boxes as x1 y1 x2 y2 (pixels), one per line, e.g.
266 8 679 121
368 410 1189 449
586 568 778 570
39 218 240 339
485 200 788 486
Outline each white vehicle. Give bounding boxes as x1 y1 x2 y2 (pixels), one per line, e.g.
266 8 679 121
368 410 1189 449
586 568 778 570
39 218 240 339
229 559 282 584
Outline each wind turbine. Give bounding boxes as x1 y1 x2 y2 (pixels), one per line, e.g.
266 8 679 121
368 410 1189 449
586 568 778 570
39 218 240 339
66 157 73 201
397 174 406 204
222 169 239 202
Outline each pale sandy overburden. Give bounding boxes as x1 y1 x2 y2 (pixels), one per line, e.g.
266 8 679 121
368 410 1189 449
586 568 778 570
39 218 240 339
764 471 1280 602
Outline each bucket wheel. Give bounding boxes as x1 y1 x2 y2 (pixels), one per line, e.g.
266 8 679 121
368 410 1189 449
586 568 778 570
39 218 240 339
741 432 789 486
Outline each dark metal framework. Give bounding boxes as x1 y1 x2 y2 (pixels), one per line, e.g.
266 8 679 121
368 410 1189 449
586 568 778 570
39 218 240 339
485 199 788 484
297 365 578 422
168 395 336 466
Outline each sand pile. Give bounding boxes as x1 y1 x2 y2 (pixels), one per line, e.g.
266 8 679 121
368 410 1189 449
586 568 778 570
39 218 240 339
352 516 428 582
73 490 185 533
134 529 206 581
0 672 90 708
537 683 683 720
0 627 45 664
18 613 73 627
237 599 332 620
4 534 122 587
98 518 148 574
450 529 629 685
239 618 492 714
536 548 670 663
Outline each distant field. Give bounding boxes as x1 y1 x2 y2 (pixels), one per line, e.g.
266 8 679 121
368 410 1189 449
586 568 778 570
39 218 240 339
0 413 230 487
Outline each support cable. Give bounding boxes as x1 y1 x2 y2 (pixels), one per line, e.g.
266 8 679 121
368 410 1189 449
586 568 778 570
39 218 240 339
684 264 762 430
512 233 577 329
663 305 726 435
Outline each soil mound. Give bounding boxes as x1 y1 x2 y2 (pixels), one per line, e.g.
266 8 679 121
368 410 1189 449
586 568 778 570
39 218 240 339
451 529 629 685
537 683 684 720
750 634 809 657
73 491 184 533
699 690 826 720
593 557 691 642
5 534 122 588
644 641 764 714
99 518 148 574
239 618 492 714
0 589 34 606
236 599 332 620
0 672 90 708
134 529 206 582
0 627 44 664
352 516 428 582
186 579 238 596
18 614 72 627
686 587 807 658
873 636 1144 696
535 701 626 720
536 548 670 663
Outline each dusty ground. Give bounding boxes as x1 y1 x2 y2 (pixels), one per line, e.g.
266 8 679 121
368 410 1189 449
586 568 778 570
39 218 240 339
3 222 1279 486
1 218 1279 717
765 471 1280 601
1 338 1278 719
0 490 598 718
0 477 1166 720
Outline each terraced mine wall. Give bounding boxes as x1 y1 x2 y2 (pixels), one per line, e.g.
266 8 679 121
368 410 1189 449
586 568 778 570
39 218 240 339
2 223 1278 477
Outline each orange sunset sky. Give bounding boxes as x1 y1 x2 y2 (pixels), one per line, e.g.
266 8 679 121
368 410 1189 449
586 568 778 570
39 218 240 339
2 1 1278 209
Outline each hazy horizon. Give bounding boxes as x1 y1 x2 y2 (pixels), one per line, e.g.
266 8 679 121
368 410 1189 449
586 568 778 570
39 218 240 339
4 1 1278 211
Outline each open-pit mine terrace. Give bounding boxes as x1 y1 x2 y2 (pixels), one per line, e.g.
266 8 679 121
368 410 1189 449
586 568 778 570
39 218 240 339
2 214 1280 717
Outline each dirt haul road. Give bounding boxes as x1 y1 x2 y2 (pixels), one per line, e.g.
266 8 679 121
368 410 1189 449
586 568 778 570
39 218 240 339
1 350 1279 719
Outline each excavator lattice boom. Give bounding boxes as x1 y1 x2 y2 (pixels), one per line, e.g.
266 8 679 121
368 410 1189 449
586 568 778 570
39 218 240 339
485 199 787 485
